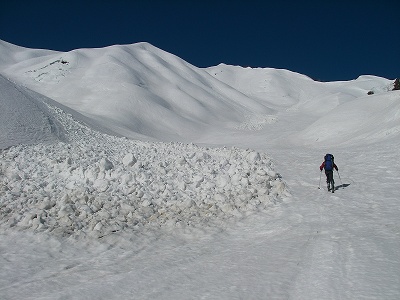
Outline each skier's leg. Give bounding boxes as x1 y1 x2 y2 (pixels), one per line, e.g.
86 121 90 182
325 171 331 190
327 171 334 191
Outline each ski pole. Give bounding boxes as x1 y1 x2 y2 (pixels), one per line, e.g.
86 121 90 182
318 170 322 189
336 170 343 188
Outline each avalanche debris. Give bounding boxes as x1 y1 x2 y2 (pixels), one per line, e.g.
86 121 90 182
0 104 288 238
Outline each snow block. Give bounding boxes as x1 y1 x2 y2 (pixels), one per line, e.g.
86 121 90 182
122 153 137 167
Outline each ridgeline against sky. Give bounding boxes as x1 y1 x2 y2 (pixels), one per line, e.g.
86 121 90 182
0 0 398 81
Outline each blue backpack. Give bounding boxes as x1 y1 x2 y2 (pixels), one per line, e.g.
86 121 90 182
324 154 334 171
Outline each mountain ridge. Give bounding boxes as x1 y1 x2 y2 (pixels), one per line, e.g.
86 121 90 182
0 40 396 146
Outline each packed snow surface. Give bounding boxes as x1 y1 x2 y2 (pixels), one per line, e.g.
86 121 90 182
0 40 399 299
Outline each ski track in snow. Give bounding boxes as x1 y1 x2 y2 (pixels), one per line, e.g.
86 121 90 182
271 146 400 300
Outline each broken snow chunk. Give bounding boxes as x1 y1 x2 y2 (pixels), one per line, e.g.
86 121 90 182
240 177 249 186
65 157 72 165
196 152 211 161
216 175 230 188
247 151 261 162
220 203 233 213
120 173 133 184
178 157 187 165
193 175 204 187
258 187 269 195
141 199 151 207
178 199 195 209
122 153 137 167
99 157 113 171
178 181 186 191
40 199 56 210
256 168 268 176
58 204 74 217
220 159 229 168
214 193 227 202
65 181 77 190
273 181 286 193
5 167 21 180
187 152 196 159
93 179 109 192
93 222 103 231
231 173 242 185
136 190 144 198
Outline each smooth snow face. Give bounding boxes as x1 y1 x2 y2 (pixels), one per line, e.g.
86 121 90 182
206 64 398 146
295 91 400 146
0 40 57 68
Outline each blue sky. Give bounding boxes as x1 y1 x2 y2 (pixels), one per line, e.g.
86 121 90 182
1 0 398 81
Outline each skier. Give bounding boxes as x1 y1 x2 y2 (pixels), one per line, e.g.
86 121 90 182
320 154 338 192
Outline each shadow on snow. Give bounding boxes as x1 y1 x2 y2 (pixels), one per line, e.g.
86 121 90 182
335 183 350 190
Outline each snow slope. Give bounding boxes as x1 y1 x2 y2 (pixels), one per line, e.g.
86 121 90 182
1 41 275 141
0 40 399 299
0 74 65 149
2 40 394 145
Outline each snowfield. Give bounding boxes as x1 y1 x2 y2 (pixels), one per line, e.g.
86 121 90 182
0 40 399 299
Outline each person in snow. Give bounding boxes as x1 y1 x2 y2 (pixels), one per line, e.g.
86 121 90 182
320 154 338 192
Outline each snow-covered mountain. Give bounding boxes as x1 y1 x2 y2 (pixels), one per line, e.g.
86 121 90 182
1 40 399 299
1 40 274 142
1 40 396 146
